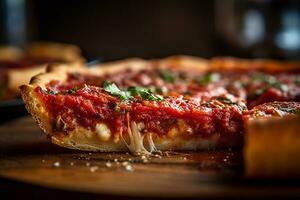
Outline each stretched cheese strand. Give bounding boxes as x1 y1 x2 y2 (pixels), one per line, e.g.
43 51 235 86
121 114 158 155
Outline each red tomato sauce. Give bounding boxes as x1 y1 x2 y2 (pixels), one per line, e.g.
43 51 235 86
35 68 300 138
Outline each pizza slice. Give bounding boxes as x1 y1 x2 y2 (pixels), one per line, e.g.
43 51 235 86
0 42 84 100
20 56 300 157
21 56 245 153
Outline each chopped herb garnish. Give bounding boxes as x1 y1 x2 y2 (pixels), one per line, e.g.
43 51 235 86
271 82 288 91
128 86 164 101
216 97 246 110
158 69 175 83
251 73 288 92
279 107 299 114
196 72 220 85
250 88 267 98
295 78 300 86
103 81 164 101
252 73 277 85
103 81 133 101
155 86 168 94
216 97 238 105
48 90 57 95
67 86 80 94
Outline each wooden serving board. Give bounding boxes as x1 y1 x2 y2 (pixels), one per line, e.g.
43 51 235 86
0 117 300 199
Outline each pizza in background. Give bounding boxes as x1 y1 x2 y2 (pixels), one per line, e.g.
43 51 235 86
0 42 85 100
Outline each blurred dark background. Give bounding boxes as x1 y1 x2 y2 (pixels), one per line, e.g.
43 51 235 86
0 0 300 60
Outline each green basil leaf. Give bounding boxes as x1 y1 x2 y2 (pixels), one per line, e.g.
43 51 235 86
67 86 80 94
128 86 164 101
103 81 132 101
103 81 164 101
294 78 300 86
216 97 238 105
196 72 220 85
252 73 288 92
279 107 299 114
158 69 175 83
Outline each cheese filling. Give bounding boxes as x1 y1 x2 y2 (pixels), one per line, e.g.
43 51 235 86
120 114 158 154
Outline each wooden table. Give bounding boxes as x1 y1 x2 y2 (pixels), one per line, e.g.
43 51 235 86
0 117 299 199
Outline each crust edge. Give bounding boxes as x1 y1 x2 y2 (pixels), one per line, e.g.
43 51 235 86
244 116 300 178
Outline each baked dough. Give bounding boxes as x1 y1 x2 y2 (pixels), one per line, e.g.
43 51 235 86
244 116 300 178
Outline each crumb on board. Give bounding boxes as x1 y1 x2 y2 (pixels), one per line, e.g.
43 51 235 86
106 162 112 167
125 164 133 171
90 166 99 172
141 155 149 163
122 161 129 166
53 162 60 167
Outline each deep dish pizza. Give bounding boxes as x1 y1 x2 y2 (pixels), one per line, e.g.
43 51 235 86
0 42 84 100
20 56 300 158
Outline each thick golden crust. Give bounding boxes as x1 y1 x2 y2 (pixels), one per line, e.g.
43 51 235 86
155 55 210 71
244 116 300 179
20 84 53 137
2 42 85 97
211 57 300 72
50 132 241 152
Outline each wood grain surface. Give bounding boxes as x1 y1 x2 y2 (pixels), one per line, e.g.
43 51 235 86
0 117 300 199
